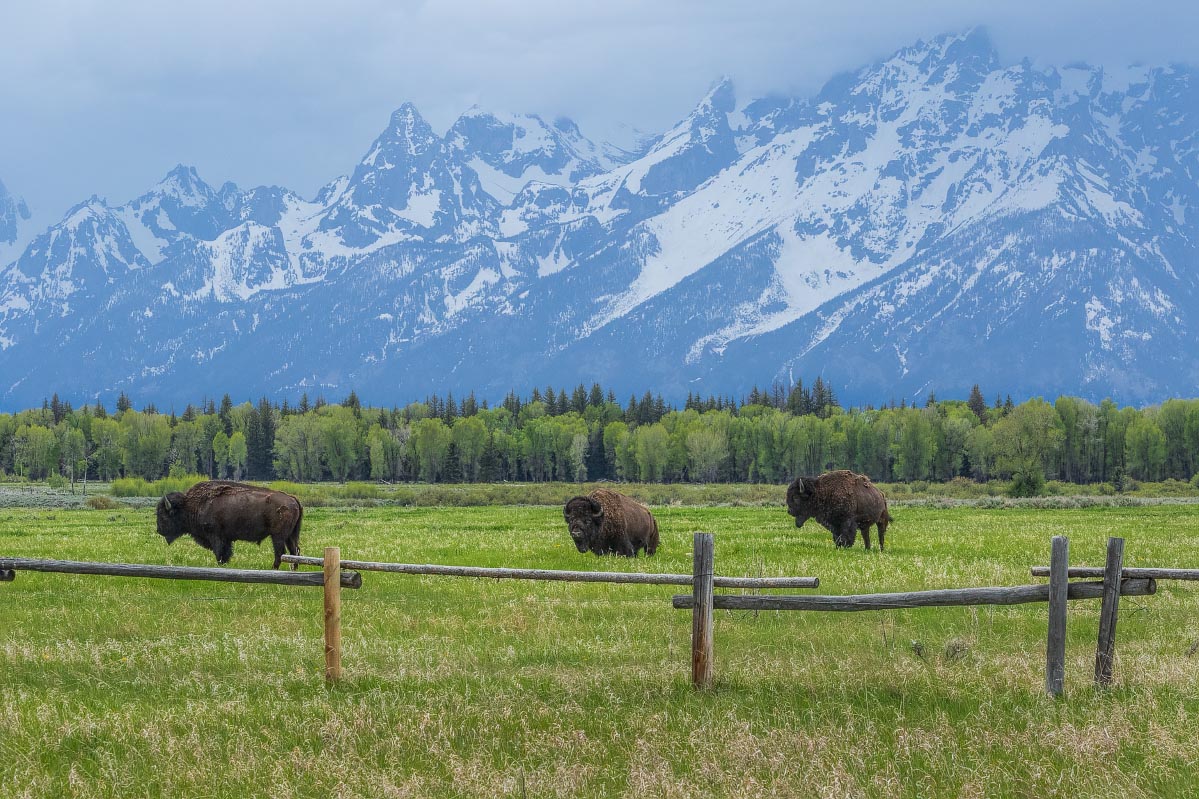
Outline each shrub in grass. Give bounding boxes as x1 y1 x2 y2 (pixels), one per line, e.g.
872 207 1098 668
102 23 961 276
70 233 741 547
85 495 122 510
111 474 209 497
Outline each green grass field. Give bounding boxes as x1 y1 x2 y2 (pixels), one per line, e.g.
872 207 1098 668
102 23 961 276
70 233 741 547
2 499 1199 797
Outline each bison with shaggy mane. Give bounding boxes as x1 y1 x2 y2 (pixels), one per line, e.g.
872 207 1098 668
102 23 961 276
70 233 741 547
786 470 891 550
156 481 303 569
563 488 659 557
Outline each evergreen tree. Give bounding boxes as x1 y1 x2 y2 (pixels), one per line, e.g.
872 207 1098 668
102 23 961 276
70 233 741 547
543 387 557 413
572 384 588 414
530 387 543 405
625 395 637 423
925 391 937 408
556 387 571 416
94 402 108 420
181 404 197 423
298 393 310 414
443 442 463 483
967 384 987 422
313 395 327 411
343 390 362 417
478 433 501 482
462 392 479 417
444 392 459 423
589 383 605 408
116 392 132 414
218 394 234 435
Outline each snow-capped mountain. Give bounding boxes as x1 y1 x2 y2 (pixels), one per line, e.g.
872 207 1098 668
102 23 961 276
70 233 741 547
2 28 1198 408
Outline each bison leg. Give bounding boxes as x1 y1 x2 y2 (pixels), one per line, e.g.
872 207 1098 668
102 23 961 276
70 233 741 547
860 524 872 551
877 520 887 552
838 521 857 549
286 535 301 571
271 538 287 570
215 540 234 566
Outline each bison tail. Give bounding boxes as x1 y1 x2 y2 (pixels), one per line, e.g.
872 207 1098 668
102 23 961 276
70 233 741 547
647 517 660 556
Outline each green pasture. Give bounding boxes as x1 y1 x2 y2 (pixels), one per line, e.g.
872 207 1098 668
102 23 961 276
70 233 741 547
1 499 1198 797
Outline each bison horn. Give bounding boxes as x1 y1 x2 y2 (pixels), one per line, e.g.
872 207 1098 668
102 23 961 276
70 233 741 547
163 496 172 511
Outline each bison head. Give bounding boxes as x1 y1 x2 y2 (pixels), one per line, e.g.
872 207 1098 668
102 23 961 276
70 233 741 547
785 477 816 528
156 492 188 544
563 495 604 553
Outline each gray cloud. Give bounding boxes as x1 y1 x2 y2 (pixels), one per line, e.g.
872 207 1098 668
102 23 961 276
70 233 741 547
1 0 1196 224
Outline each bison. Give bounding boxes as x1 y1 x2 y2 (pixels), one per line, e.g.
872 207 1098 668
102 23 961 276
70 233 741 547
156 481 303 569
785 470 891 551
563 488 659 557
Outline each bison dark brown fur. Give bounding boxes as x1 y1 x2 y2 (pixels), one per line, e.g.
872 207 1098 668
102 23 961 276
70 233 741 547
563 488 659 557
785 470 891 551
156 481 303 569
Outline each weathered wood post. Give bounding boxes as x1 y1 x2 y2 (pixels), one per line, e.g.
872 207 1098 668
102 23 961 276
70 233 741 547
691 533 715 689
1094 537 1124 687
1045 535 1069 697
323 546 342 685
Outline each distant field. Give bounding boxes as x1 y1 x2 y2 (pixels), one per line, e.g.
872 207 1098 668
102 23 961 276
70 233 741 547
2 501 1198 797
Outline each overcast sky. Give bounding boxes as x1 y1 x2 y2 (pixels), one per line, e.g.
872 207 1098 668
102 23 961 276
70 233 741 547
2 0 1196 225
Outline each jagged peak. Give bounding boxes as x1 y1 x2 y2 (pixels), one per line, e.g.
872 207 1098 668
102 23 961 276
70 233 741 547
150 164 220 207
694 76 736 116
366 102 438 162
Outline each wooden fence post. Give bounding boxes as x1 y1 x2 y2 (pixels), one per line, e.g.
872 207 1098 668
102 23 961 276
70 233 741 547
323 546 342 685
1045 535 1069 697
691 533 715 689
1094 537 1125 687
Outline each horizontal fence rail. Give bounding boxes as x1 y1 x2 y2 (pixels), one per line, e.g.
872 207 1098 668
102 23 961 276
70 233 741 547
672 578 1156 612
0 557 363 589
1031 566 1199 581
281 554 818 589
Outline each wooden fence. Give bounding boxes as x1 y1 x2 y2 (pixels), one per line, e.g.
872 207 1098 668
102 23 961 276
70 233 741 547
5 535 1194 696
0 548 361 684
673 533 1172 695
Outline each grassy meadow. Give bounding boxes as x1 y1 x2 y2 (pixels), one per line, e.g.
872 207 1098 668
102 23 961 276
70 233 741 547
2 492 1199 797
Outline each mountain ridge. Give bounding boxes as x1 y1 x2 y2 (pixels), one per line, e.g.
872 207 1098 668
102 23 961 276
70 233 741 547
1 28 1197 408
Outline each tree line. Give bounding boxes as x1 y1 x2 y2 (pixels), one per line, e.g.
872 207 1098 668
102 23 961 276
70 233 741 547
0 382 1192 491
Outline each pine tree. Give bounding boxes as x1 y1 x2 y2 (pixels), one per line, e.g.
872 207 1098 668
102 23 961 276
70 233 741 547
571 384 587 414
94 402 108 420
967 384 987 422
181 404 196 423
444 392 459 423
589 383 605 408
343 390 361 417
298 393 310 414
313 395 327 411
479 433 501 481
462 392 478 417
556 387 571 416
116 392 132 414
530 387 543 405
925 391 937 408
652 393 667 422
443 442 463 483
625 394 637 423
218 394 234 436
543 387 556 413
1004 394 1015 414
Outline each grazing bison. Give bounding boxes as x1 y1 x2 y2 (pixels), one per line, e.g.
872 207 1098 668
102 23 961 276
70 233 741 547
156 481 303 569
785 470 891 551
563 488 659 557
